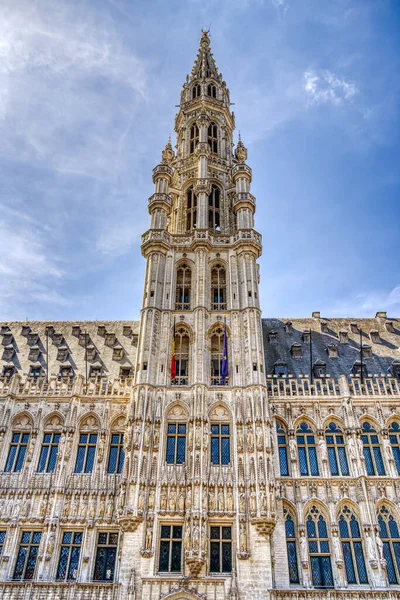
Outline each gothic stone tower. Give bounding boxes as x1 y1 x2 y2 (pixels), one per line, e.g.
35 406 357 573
131 30 276 598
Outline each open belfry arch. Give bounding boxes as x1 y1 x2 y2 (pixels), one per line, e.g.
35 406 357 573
0 30 400 600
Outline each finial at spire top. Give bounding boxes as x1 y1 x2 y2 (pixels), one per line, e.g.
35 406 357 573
235 134 248 164
161 136 174 164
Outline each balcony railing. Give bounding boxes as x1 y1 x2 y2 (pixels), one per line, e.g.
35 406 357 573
0 582 120 600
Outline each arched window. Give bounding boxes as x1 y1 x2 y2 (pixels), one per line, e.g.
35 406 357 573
192 84 201 99
173 326 189 386
296 423 319 476
208 185 221 230
207 83 217 98
211 264 226 310
339 505 368 584
325 422 349 476
306 505 334 589
175 264 191 310
284 508 300 583
211 423 230 465
361 422 385 475
389 422 400 474
189 124 199 154
378 505 400 584
107 432 125 474
186 186 197 231
166 422 186 464
208 122 218 153
210 326 228 386
276 422 289 476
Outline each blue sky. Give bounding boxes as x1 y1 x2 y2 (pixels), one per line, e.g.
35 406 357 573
0 0 399 321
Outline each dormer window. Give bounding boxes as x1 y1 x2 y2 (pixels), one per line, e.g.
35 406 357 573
105 332 116 347
285 321 293 334
392 361 400 379
370 330 380 344
189 124 199 154
302 330 310 343
362 344 372 359
339 330 349 344
29 365 43 380
56 346 69 362
274 361 288 377
28 332 39 345
112 346 124 361
28 346 41 361
0 325 10 334
327 343 338 358
268 331 278 344
132 334 139 347
2 333 13 345
192 84 201 99
350 322 358 333
352 361 366 377
120 367 132 380
79 332 89 346
59 366 74 379
97 325 106 336
21 325 31 336
208 122 218 153
72 325 81 336
86 345 97 361
313 360 326 378
207 83 217 98
123 326 132 337
2 366 15 379
89 366 103 379
385 321 395 333
291 343 302 359
2 346 15 360
52 333 63 346
320 320 328 333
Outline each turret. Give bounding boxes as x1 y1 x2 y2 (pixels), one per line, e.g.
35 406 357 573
148 139 174 230
232 135 256 230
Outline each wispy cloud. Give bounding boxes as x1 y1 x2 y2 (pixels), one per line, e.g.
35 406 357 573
322 285 400 318
304 70 358 106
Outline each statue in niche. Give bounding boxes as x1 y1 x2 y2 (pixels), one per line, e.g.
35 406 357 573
333 532 342 562
88 496 96 519
106 496 114 519
256 424 263 448
148 489 155 510
218 487 224 511
348 438 357 461
239 492 246 513
145 523 153 549
192 521 200 551
98 497 105 519
383 437 394 461
318 439 328 462
237 425 244 451
178 490 185 512
169 488 176 511
47 532 55 555
247 425 254 450
299 531 308 562
137 490 144 512
366 533 377 561
71 496 79 518
143 424 150 448
160 488 167 511
209 489 215 511
357 437 364 460
376 532 384 560
62 497 69 518
240 522 247 552
289 438 297 461
226 489 233 512
250 491 256 514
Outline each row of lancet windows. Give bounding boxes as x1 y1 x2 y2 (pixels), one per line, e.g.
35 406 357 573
175 263 226 310
191 83 217 99
172 324 228 386
277 420 400 477
186 184 221 231
189 122 219 155
285 503 400 587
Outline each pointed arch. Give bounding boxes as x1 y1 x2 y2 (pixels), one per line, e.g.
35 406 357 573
208 184 221 231
276 419 289 477
324 421 349 476
5 414 32 473
387 420 400 475
209 402 231 466
175 262 192 310
78 412 101 431
360 421 385 475
191 84 201 100
166 401 189 421
207 121 218 153
295 420 319 477
208 323 230 386
37 413 64 474
75 413 99 474
43 411 64 430
189 123 199 154
110 413 126 431
210 261 227 310
337 504 368 584
171 323 191 386
305 503 334 589
283 501 300 584
11 411 34 429
377 503 400 584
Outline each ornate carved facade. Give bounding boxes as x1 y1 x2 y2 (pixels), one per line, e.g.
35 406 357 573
0 31 399 600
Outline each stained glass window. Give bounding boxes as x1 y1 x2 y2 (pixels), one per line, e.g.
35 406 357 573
175 264 191 310
13 531 42 580
306 506 333 588
325 422 349 476
166 423 186 465
56 532 82 581
107 434 125 474
209 526 232 573
158 525 182 572
284 509 299 583
211 424 230 465
378 505 400 584
74 433 97 474
389 422 400 475
0 531 6 556
296 423 319 476
339 506 368 584
211 264 226 310
277 422 289 476
361 423 385 476
5 432 30 473
37 432 60 473
93 532 118 582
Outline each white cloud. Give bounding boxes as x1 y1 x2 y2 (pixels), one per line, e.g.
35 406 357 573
304 70 358 106
322 285 400 318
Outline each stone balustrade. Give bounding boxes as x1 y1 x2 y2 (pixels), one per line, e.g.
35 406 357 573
270 591 400 600
0 582 120 600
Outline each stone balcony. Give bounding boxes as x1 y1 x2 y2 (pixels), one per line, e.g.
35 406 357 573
270 591 400 600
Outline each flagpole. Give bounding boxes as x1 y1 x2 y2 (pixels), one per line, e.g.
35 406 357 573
360 327 363 384
309 329 313 385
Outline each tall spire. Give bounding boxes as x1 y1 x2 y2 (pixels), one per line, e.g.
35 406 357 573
190 30 221 81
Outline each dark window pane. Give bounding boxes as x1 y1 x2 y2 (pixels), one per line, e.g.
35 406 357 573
5 445 17 472
85 446 96 473
211 438 219 464
310 556 322 587
68 546 80 580
160 526 170 538
37 445 49 472
117 447 125 474
56 546 70 580
166 437 175 464
159 540 170 571
384 542 398 584
279 446 289 476
221 541 232 572
108 533 118 545
75 447 85 473
298 447 308 476
287 541 299 583
177 437 186 464
309 447 319 476
338 447 349 475
210 527 220 539
364 447 375 475
342 542 356 584
221 438 230 465
210 541 220 572
170 541 182 572
173 526 182 538
48 445 58 472
339 518 349 539
108 447 118 474
15 446 27 472
374 447 386 475
354 541 368 584
327 447 338 475
25 546 39 580
321 556 333 587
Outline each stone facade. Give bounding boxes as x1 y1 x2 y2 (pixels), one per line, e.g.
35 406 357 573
0 31 399 600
